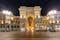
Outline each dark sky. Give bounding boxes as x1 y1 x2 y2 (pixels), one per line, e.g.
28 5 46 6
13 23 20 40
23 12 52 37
0 0 60 16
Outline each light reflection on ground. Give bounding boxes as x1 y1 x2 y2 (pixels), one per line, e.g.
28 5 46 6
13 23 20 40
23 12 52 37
0 32 60 40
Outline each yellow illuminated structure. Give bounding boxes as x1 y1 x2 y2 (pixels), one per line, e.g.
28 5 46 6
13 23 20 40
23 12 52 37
26 13 34 32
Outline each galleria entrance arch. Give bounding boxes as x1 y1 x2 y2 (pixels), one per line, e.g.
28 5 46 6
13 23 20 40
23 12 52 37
26 13 34 32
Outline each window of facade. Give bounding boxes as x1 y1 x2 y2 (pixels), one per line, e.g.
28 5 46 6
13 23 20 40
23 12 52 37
55 21 57 23
53 21 55 23
59 21 60 23
36 15 38 18
50 20 52 23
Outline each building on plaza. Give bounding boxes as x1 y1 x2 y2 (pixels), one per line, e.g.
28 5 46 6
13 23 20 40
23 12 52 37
40 16 50 31
11 16 20 27
0 10 14 24
19 6 42 31
47 10 60 31
10 16 20 31
0 10 15 31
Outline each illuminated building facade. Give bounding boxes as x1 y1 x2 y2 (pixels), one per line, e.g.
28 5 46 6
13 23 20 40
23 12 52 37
0 10 13 25
0 10 15 32
47 10 60 31
19 6 42 31
0 11 13 25
40 16 50 31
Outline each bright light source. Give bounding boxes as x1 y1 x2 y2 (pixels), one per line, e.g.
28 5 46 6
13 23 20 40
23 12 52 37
54 10 57 13
2 10 11 15
48 10 57 15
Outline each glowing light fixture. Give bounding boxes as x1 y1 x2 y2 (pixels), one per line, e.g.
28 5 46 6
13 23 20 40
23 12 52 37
2 10 11 15
48 10 57 15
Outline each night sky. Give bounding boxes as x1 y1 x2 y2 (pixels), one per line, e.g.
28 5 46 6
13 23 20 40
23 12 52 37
0 0 60 16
